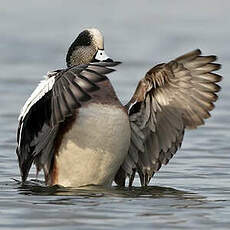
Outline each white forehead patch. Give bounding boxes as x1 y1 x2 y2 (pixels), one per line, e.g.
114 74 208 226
87 28 104 49
95 49 110 61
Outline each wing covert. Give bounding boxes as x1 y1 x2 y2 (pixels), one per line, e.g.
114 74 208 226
115 49 222 187
16 62 120 182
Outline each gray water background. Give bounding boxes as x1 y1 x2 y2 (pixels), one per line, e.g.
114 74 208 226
0 1 230 229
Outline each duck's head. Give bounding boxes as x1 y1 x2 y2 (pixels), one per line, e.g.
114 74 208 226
66 28 113 67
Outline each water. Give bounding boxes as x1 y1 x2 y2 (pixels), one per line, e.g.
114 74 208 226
0 1 230 229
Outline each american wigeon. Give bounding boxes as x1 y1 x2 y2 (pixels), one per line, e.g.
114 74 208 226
16 28 222 187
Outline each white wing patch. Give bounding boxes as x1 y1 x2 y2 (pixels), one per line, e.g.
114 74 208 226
128 101 137 115
18 75 56 122
18 74 56 148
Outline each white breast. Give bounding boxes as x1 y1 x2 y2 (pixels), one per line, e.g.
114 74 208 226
53 103 131 187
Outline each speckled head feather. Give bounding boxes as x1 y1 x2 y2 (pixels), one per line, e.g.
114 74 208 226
66 28 105 67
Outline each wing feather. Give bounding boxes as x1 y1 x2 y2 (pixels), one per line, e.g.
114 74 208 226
115 49 221 186
16 62 120 182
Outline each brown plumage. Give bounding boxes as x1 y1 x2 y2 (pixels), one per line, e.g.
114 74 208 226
115 49 222 187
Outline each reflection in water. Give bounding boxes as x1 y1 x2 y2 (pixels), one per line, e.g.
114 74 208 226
14 179 206 203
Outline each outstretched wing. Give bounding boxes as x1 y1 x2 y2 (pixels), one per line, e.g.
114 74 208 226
16 62 120 182
115 49 222 187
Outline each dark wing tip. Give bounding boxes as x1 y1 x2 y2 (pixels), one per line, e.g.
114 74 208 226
214 63 221 71
90 61 122 67
208 63 221 71
191 49 202 56
196 48 202 54
214 73 223 82
17 153 33 183
209 55 218 62
108 61 122 66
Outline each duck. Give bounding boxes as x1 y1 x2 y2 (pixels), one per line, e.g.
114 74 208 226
16 28 222 187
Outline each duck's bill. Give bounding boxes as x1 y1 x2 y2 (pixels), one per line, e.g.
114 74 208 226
94 49 113 62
